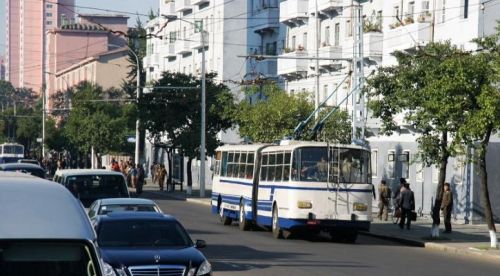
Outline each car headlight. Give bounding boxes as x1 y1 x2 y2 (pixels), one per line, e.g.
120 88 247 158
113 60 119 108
102 262 117 276
197 260 212 276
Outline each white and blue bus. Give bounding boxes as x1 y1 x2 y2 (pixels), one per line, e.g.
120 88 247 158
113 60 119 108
211 141 373 242
0 143 25 164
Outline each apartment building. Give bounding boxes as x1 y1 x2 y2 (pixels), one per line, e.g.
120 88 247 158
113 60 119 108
6 0 75 94
281 0 500 223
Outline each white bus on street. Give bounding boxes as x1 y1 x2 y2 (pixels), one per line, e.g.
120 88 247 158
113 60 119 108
0 143 25 164
211 141 373 242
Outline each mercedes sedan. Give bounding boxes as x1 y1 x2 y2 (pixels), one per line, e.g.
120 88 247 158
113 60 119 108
95 212 211 276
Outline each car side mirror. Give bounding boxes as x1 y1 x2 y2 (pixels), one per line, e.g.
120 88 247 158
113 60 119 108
195 239 207 249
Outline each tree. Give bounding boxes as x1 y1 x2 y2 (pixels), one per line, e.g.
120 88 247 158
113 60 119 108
139 72 235 189
64 82 135 167
236 85 313 142
455 26 500 248
316 108 352 144
366 42 473 237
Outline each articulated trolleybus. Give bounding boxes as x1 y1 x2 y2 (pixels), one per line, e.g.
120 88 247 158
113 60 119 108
211 140 372 242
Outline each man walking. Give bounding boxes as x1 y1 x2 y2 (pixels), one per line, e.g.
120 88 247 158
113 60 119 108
441 182 453 233
399 182 415 230
378 180 391 221
136 164 145 196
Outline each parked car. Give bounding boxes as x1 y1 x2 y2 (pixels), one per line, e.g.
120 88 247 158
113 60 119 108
95 212 212 276
0 163 46 178
53 169 130 208
17 159 41 166
0 172 104 275
88 198 162 222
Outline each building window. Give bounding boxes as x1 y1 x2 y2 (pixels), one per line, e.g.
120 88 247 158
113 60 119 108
386 151 395 179
302 32 307 49
399 151 410 179
440 0 446 23
265 42 276 55
46 21 52 25
324 26 330 46
194 20 203 33
461 0 469 19
46 12 52 17
291 35 296 51
169 31 176 43
407 2 415 18
334 23 340 46
46 4 53 8
346 20 352 37
371 150 378 177
377 10 383 26
323 84 328 102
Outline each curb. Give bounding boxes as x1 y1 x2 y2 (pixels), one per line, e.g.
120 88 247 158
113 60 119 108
144 189 212 207
186 198 212 207
361 231 500 263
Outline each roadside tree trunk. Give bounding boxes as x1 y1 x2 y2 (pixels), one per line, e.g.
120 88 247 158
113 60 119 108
478 125 497 248
167 149 173 186
186 158 192 195
431 130 449 238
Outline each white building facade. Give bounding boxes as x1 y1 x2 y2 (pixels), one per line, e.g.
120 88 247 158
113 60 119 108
142 0 286 190
276 0 500 223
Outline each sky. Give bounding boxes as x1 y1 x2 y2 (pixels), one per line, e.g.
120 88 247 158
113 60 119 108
0 0 158 54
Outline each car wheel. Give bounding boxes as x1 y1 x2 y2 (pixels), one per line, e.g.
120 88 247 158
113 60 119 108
239 201 251 231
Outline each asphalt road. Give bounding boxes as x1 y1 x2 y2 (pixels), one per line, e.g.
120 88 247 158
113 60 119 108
144 191 500 276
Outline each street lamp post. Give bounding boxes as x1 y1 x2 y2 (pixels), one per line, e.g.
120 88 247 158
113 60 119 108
162 14 207 197
128 48 141 167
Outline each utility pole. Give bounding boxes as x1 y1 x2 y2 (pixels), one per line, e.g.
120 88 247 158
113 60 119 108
200 21 207 198
41 0 46 159
314 0 320 119
351 1 365 143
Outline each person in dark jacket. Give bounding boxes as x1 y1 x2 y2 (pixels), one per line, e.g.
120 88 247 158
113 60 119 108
441 182 453 233
136 164 145 196
399 183 415 230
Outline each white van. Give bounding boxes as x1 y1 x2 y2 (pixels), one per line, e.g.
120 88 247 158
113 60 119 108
53 169 130 208
0 172 103 275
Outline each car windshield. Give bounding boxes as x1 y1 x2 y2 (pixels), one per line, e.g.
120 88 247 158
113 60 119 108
66 175 128 207
98 220 192 247
292 147 371 184
0 241 99 276
98 204 158 215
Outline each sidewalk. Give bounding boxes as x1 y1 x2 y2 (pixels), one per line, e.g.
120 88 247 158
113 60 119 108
141 185 500 262
363 216 500 262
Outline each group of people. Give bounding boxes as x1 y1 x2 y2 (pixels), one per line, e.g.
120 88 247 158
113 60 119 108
150 162 168 191
110 159 145 196
377 178 453 233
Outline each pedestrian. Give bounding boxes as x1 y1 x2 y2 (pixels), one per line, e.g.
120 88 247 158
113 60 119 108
378 179 391 221
157 164 166 191
150 161 157 184
441 182 453 233
111 159 121 172
399 182 415 230
129 163 138 189
136 164 145 196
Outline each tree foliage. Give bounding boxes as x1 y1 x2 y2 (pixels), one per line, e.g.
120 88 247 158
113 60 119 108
140 72 235 159
64 82 135 161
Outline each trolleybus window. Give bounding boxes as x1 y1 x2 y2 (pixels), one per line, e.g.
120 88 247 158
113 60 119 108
291 147 370 183
221 152 228 176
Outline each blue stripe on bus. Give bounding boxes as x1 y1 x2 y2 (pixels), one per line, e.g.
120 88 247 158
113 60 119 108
220 179 254 186
218 179 372 193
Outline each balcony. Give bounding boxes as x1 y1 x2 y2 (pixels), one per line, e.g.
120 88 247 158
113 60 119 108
308 0 343 16
164 43 176 57
277 51 308 79
310 45 342 71
175 39 191 54
384 21 432 52
342 32 383 60
190 32 209 49
257 59 277 77
253 8 280 34
280 0 308 27
175 0 191 12
191 0 209 5
160 1 175 17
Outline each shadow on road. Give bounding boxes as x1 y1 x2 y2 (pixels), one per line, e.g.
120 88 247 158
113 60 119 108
200 244 373 272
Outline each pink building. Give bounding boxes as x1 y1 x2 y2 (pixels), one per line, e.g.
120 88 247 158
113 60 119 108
5 0 75 94
45 15 129 108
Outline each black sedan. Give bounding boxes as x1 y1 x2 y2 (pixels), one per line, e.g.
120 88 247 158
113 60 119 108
0 163 46 178
95 212 211 276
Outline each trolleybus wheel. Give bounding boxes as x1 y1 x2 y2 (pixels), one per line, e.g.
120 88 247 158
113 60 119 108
272 205 283 239
345 230 358 243
239 201 251 231
218 199 232 226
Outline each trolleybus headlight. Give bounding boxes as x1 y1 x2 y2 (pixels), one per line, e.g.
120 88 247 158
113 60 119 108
353 202 367 211
297 201 313 209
